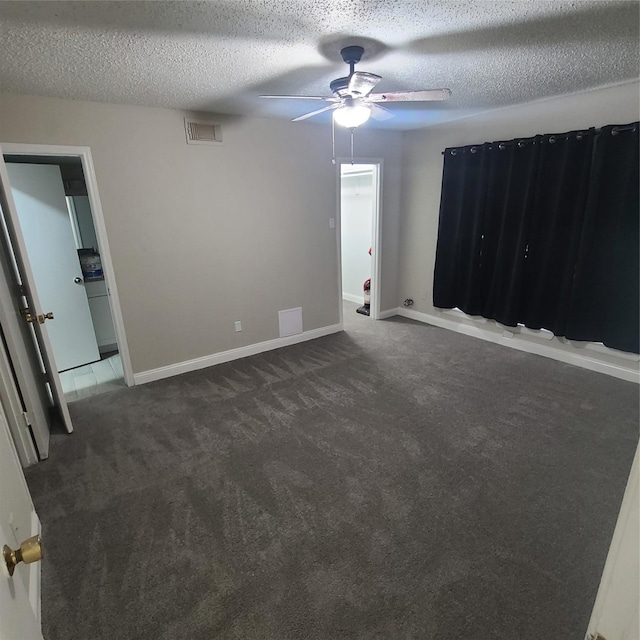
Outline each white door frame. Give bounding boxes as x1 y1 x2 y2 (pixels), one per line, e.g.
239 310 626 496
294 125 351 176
336 158 383 323
1 143 134 388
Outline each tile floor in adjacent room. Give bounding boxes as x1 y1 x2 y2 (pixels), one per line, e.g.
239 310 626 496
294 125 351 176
59 353 125 402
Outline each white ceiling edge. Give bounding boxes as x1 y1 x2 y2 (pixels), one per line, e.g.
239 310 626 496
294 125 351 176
405 78 640 132
1 76 637 140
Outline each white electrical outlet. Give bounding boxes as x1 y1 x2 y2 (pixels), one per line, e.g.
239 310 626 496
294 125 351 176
234 321 242 332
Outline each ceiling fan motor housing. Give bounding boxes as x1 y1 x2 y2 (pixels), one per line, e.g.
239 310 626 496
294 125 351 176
331 46 366 96
330 77 351 97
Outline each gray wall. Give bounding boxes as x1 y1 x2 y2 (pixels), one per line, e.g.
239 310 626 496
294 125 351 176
0 93 403 374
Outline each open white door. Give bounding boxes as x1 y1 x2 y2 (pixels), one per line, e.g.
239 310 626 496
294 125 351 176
0 405 43 640
0 182 57 460
6 163 100 372
586 446 639 640
0 153 73 439
0 295 40 466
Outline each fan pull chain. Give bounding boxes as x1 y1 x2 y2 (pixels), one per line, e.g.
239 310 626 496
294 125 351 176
331 114 336 164
350 128 354 164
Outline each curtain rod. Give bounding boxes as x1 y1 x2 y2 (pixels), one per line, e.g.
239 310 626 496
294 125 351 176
440 122 638 154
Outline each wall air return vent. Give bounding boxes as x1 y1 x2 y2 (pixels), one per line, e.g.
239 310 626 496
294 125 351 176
184 118 223 145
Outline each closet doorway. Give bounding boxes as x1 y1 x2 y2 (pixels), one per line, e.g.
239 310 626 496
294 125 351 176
339 161 381 320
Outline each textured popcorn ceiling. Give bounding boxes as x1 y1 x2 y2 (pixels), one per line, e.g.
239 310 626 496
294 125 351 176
0 1 638 130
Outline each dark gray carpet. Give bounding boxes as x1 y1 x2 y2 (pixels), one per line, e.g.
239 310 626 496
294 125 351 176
25 302 639 640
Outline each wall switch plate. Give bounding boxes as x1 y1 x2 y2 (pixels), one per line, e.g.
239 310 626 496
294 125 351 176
234 321 242 332
329 218 335 229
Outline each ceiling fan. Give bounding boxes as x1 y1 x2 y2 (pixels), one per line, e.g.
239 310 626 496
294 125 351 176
260 45 452 128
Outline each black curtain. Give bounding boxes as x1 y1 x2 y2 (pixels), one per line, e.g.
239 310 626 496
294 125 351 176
521 129 595 334
565 125 640 353
433 122 639 354
480 138 539 327
432 143 488 314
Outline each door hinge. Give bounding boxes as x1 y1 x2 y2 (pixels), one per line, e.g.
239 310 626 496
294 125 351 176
20 307 35 323
18 284 26 297
42 372 50 384
20 308 53 325
21 411 31 430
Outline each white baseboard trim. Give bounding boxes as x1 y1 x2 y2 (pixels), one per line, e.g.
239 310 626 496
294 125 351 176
342 292 363 304
378 308 398 320
395 308 640 384
134 323 344 385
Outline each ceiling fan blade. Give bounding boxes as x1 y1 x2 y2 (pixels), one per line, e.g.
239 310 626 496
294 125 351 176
369 103 394 121
347 72 382 97
291 103 340 122
260 95 339 102
369 88 452 102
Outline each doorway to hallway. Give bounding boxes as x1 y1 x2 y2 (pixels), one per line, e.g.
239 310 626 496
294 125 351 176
339 162 381 320
0 142 133 463
4 157 126 402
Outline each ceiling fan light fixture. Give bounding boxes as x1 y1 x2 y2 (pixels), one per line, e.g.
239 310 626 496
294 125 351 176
333 103 371 128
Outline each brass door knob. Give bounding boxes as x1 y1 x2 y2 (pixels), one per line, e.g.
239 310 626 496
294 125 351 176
3 535 43 577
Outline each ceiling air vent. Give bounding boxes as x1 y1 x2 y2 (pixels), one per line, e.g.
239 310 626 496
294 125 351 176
184 118 223 146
